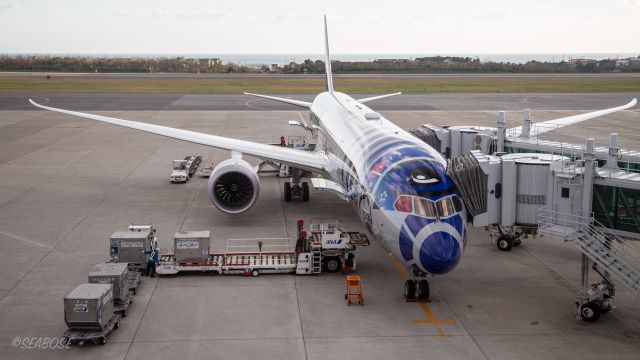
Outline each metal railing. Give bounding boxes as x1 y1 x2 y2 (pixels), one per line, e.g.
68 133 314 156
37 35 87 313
538 207 640 295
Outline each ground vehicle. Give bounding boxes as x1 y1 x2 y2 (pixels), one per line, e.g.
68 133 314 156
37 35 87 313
156 219 369 276
170 160 188 183
185 155 202 176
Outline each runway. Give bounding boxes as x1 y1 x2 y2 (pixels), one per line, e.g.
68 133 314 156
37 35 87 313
1 92 639 111
0 93 639 359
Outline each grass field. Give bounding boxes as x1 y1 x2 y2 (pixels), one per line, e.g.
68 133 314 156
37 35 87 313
1 75 639 93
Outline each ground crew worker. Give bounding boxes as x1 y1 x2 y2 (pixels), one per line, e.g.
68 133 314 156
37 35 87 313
145 246 159 277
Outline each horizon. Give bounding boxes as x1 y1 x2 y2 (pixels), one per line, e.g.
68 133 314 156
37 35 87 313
1 1 639 55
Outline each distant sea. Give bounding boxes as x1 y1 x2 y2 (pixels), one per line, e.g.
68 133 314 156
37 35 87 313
4 53 639 65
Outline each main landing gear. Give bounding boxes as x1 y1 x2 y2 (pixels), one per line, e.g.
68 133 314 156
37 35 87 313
494 225 524 251
283 168 309 202
403 269 430 302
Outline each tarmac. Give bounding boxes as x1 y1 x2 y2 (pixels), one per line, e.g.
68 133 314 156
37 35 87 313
0 93 639 359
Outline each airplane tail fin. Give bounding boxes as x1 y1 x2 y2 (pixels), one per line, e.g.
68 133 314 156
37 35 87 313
323 15 334 93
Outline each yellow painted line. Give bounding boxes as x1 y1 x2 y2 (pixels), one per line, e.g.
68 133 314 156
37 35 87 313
389 254 456 337
245 99 270 110
390 254 409 281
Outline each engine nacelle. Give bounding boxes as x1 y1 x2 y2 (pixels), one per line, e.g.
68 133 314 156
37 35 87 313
208 158 260 214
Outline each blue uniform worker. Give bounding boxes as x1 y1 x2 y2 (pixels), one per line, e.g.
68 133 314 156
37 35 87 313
145 247 159 277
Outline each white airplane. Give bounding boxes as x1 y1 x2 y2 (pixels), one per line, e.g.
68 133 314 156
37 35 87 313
30 16 636 301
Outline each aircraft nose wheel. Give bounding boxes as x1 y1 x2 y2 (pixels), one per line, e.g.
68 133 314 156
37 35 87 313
417 279 430 301
404 280 416 301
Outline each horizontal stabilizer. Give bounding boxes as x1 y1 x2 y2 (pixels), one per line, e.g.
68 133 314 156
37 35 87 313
357 92 402 104
243 92 311 108
509 98 637 138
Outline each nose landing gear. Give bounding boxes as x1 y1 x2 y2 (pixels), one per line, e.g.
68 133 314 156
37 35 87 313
403 270 431 302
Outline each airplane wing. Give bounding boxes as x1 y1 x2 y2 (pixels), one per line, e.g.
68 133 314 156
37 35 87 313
509 98 637 138
357 92 402 104
29 99 328 173
243 92 312 108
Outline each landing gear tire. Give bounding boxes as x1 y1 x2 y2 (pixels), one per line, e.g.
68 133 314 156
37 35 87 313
580 302 600 322
302 182 310 202
284 182 292 202
417 279 430 301
404 279 416 301
323 257 341 273
497 236 513 251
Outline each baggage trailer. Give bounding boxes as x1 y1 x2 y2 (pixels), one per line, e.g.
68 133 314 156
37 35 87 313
126 270 142 294
156 219 369 276
63 314 121 346
199 162 215 177
63 283 120 346
185 155 202 177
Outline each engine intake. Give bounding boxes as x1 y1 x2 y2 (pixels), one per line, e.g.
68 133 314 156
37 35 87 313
208 158 260 214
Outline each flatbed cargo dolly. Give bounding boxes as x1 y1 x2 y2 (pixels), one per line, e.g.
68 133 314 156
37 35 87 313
113 290 134 317
126 270 142 294
63 313 121 346
157 250 298 276
156 219 369 276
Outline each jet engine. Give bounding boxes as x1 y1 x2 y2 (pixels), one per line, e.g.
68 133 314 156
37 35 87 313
208 157 260 214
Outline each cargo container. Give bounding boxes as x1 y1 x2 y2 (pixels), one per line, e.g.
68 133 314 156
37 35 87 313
174 231 210 263
64 284 114 331
110 230 153 270
89 263 129 305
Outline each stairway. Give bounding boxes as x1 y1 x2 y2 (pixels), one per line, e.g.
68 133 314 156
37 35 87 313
538 207 640 296
311 243 322 274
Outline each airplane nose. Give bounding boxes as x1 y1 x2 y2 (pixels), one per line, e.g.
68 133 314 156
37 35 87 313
419 231 461 275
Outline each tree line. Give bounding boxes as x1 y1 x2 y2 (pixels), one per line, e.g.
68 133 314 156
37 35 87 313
1 55 638 73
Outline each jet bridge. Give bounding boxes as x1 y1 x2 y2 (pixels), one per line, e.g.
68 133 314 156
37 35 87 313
447 150 567 237
442 136 640 322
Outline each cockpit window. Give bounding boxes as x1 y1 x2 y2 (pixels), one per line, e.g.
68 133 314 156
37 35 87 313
415 198 437 218
436 197 456 218
372 158 456 211
452 195 464 212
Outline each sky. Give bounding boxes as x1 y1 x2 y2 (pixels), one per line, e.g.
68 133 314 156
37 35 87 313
1 0 639 54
